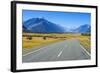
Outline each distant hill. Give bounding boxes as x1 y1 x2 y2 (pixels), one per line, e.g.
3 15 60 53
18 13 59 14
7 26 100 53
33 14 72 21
23 18 65 33
72 24 91 33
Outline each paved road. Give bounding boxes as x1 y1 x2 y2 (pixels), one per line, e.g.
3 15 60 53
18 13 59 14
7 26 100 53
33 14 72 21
22 39 90 63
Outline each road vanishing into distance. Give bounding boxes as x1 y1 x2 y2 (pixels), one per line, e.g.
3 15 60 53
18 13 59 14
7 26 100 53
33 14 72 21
22 39 90 63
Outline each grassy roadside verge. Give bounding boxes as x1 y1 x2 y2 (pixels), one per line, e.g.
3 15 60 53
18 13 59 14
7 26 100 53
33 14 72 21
22 33 91 55
22 37 64 55
78 36 91 53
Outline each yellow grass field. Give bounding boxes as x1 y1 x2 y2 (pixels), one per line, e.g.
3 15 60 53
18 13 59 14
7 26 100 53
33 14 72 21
77 36 91 53
22 32 91 54
22 37 62 48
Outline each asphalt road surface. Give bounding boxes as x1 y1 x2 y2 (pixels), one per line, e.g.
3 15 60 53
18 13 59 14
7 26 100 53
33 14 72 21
22 39 90 63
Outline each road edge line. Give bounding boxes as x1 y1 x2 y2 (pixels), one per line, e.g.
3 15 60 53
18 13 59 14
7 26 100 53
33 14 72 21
80 45 91 57
23 40 67 57
23 47 46 57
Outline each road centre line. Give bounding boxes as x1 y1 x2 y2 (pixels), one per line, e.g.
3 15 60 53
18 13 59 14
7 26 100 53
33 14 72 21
57 45 67 57
57 51 63 57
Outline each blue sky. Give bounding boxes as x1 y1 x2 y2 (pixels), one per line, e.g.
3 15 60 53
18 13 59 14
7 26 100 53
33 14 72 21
22 10 91 29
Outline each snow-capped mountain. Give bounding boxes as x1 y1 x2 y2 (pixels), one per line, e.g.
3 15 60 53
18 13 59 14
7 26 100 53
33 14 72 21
23 18 65 33
73 24 91 33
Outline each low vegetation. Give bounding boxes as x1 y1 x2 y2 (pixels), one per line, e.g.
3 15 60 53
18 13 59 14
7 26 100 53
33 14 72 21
78 35 91 53
23 37 62 48
22 32 91 55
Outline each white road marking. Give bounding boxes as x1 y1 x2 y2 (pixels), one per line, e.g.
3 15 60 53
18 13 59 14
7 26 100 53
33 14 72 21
80 45 91 57
23 47 46 57
23 40 67 57
57 51 63 57
57 46 67 57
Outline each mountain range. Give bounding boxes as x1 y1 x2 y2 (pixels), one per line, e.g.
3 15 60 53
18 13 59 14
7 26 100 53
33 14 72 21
73 24 91 33
23 18 91 33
